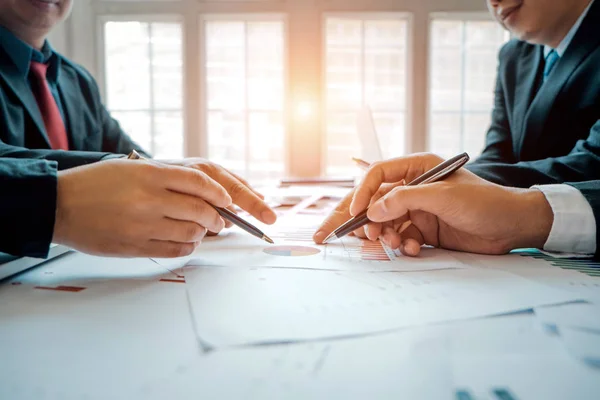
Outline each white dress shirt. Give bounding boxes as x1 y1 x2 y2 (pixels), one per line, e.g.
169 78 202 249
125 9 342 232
533 185 597 255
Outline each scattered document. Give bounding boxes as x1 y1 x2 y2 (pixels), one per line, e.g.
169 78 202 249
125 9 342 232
0 278 199 400
142 314 600 400
185 266 581 347
535 303 600 334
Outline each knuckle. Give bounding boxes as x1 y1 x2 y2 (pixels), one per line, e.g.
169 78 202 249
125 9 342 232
228 182 247 199
184 223 199 242
192 199 207 218
165 243 194 258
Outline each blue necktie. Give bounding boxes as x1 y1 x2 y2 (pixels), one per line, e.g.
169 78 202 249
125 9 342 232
543 50 560 82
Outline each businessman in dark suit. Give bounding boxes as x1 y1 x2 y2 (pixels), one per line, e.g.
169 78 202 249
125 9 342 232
0 0 278 258
315 154 599 259
467 0 600 187
0 1 148 167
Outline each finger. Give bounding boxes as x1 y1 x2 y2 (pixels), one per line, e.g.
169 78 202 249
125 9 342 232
350 154 444 216
367 184 448 223
353 226 367 239
229 171 265 200
400 238 422 257
369 180 406 207
313 190 354 244
149 219 208 243
161 191 226 233
142 240 200 258
381 225 403 249
212 168 277 225
364 222 383 241
161 165 232 208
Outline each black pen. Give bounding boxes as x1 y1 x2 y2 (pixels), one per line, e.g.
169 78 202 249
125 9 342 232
127 150 274 244
323 152 470 244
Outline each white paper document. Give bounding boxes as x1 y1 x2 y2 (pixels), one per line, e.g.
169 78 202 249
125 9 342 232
185 266 582 347
188 226 466 273
535 303 600 333
0 278 199 400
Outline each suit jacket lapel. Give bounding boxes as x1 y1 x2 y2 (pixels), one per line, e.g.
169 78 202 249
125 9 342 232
56 58 85 151
512 46 543 157
519 0 600 158
0 48 51 148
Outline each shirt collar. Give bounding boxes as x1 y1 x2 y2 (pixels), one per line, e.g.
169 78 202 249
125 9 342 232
544 0 595 58
0 24 59 81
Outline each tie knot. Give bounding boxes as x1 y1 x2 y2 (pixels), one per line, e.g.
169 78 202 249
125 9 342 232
543 50 560 80
29 61 48 79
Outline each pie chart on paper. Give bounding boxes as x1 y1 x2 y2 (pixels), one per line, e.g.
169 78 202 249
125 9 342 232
263 245 321 257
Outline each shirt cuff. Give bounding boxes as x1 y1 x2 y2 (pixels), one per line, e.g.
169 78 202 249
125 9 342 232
532 184 597 255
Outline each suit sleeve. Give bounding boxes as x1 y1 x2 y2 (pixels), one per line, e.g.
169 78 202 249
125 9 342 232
0 141 118 170
466 120 600 188
469 44 516 165
567 181 600 259
0 158 58 258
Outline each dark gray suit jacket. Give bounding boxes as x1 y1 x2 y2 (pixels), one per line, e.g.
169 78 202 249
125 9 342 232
568 181 600 259
0 46 149 170
467 0 600 187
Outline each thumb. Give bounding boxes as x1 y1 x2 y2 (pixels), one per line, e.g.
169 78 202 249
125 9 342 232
367 183 449 222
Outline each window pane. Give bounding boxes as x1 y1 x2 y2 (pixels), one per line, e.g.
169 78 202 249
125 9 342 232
206 22 245 111
429 113 461 160
111 111 152 152
104 20 184 158
247 22 284 110
105 21 150 110
205 19 285 183
154 111 184 159
151 23 183 110
326 112 362 176
429 18 508 160
325 16 407 176
207 110 245 175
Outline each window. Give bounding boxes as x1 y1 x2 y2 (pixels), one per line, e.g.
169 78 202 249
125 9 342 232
203 17 286 182
325 16 408 176
81 1 500 180
103 20 184 159
428 16 509 160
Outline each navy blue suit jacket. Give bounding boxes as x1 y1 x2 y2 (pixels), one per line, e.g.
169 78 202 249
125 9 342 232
467 0 600 187
0 158 57 257
568 181 600 259
0 45 149 170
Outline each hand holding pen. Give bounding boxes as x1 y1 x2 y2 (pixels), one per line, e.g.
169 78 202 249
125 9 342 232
127 151 275 244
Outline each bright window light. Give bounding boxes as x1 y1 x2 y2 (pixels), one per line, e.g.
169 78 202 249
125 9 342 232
104 21 184 159
429 18 509 160
325 16 408 176
205 19 286 182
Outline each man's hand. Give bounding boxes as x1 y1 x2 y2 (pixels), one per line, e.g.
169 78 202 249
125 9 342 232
315 153 554 256
53 159 233 258
162 158 277 226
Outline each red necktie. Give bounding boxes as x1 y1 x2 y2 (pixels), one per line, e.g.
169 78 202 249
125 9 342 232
29 61 69 150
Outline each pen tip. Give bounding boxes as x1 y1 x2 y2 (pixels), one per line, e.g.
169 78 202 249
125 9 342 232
322 233 336 244
263 236 275 244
